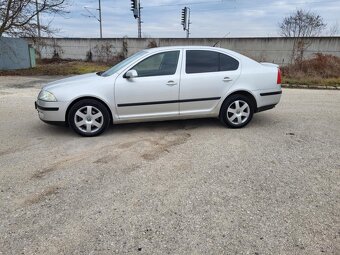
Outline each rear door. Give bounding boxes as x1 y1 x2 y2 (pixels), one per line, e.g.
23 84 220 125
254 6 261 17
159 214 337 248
179 49 241 115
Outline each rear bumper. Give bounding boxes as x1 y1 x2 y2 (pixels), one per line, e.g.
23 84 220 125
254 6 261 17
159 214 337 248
259 91 282 97
254 89 282 109
256 104 276 113
35 100 68 122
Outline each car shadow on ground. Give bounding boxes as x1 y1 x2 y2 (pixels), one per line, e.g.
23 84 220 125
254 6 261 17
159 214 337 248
104 113 276 136
248 113 278 127
105 118 223 135
31 122 75 138
33 113 276 138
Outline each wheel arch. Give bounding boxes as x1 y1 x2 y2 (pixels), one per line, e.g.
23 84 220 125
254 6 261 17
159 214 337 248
220 90 258 117
65 96 114 125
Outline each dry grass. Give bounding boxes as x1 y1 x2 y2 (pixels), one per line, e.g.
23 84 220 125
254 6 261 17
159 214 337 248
1 54 340 87
282 54 340 87
0 59 111 76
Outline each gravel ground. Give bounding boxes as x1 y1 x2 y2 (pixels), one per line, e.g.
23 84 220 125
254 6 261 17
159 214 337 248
0 76 339 255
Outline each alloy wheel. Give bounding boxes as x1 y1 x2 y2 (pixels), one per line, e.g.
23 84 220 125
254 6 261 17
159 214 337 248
226 100 250 125
74 106 103 133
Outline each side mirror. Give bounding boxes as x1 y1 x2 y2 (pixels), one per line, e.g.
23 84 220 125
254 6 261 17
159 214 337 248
125 69 138 79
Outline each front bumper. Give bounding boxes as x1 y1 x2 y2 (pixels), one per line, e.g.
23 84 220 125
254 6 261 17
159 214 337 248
35 99 68 122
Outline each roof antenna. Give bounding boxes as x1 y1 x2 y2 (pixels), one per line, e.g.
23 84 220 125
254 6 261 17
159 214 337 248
213 32 230 47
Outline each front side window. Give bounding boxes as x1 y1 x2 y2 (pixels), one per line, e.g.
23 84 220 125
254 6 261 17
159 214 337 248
186 50 239 74
132 51 180 77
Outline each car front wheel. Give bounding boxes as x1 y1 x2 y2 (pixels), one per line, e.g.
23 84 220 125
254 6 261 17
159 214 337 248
68 99 110 137
220 94 254 128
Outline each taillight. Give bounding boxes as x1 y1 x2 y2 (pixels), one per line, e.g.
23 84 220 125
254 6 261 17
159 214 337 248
277 68 282 85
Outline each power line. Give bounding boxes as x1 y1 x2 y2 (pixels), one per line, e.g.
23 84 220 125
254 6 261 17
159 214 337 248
66 0 340 38
82 1 103 38
142 0 340 9
145 0 223 8
101 0 340 11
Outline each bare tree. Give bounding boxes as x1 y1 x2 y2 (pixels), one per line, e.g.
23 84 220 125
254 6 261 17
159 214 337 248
279 9 326 63
329 22 339 37
0 0 67 38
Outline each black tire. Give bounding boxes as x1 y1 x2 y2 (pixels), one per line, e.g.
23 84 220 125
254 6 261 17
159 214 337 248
219 94 254 128
68 99 110 137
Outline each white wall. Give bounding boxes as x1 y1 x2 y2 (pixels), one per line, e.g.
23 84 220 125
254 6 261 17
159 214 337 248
27 37 340 66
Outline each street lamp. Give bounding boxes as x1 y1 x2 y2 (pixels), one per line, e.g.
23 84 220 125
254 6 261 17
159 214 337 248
83 0 103 38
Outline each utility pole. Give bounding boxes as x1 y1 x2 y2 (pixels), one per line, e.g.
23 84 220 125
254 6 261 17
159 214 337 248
131 0 142 38
35 0 41 38
138 2 142 38
98 0 103 38
186 7 191 38
83 1 103 38
181 7 191 38
35 0 41 59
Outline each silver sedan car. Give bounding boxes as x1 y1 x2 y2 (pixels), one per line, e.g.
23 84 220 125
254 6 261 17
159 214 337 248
35 46 282 137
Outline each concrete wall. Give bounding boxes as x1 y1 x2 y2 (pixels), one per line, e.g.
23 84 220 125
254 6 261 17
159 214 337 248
27 37 340 66
0 37 33 70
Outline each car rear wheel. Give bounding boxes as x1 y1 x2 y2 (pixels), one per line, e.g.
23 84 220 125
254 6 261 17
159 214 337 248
68 99 110 137
220 94 254 128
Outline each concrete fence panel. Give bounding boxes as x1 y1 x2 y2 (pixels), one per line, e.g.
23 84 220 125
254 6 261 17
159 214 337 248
26 37 340 66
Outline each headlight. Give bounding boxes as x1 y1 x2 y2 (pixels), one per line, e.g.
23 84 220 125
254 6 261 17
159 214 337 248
38 90 57 102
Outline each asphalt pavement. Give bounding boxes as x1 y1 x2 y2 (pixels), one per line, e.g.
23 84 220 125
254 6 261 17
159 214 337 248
0 76 339 254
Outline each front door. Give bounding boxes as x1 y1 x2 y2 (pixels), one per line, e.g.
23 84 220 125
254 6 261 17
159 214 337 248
115 50 181 120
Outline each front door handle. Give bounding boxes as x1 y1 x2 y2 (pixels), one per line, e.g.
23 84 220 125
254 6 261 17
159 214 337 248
223 77 233 82
166 80 177 86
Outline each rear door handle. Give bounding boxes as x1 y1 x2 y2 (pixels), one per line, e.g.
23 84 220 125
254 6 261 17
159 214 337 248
223 77 233 82
166 80 177 86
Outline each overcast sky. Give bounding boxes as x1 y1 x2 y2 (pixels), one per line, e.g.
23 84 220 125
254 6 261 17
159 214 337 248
41 0 340 38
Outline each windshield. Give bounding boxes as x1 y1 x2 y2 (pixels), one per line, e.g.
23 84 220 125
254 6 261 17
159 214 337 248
101 51 147 77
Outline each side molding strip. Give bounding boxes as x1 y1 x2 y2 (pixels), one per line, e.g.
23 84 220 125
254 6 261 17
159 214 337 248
37 105 59 111
260 91 282 96
117 97 221 107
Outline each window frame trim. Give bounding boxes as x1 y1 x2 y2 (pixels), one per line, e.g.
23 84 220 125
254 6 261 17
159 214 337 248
129 50 181 78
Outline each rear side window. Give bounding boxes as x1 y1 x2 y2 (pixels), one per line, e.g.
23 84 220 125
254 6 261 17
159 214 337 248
186 50 239 74
220 53 239 71
186 50 219 73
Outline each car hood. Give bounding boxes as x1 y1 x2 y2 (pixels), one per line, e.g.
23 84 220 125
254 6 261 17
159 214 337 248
43 72 102 91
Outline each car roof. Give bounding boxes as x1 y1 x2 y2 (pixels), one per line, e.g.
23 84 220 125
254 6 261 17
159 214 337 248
144 46 245 59
141 46 261 67
144 45 226 52
144 46 252 62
